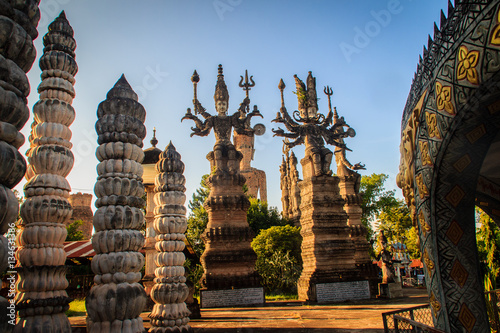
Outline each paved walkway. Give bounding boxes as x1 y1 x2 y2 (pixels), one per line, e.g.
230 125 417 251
70 287 429 332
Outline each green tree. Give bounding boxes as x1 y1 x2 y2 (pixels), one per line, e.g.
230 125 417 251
404 226 421 259
251 225 302 293
360 174 399 232
66 220 84 241
377 199 412 244
476 207 500 290
186 175 210 256
247 198 289 235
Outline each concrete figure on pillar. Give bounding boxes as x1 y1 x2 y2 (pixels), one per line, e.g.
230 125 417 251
272 72 368 303
181 65 263 307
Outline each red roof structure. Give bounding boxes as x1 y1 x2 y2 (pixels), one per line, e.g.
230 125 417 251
64 240 95 258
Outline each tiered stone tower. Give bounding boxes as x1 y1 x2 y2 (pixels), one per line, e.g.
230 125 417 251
68 192 93 239
182 65 263 308
0 1 40 332
149 142 191 332
280 148 301 225
86 75 147 332
142 129 162 295
332 108 372 267
273 73 371 303
16 12 75 332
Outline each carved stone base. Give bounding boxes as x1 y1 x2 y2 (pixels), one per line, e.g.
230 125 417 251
200 149 261 299
377 282 404 299
297 174 358 302
200 287 264 308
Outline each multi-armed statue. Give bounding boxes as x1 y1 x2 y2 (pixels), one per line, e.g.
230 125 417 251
182 65 263 307
272 72 357 178
273 72 373 302
183 65 262 174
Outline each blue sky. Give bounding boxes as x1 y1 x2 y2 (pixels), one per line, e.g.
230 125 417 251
17 0 450 211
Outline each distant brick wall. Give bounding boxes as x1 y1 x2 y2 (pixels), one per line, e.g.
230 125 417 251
68 192 93 239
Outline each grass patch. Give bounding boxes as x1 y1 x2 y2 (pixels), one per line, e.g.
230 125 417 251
66 299 86 317
265 293 299 302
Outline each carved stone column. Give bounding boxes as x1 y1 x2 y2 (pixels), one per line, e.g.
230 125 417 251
86 75 147 332
149 142 191 332
337 173 371 264
297 157 357 302
199 150 262 307
16 11 75 332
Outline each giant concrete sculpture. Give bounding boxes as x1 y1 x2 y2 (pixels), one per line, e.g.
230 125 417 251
16 11 75 332
182 65 263 307
273 73 368 302
86 75 147 332
149 142 191 332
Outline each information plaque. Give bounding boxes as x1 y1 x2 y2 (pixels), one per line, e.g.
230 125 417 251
201 287 265 308
316 280 370 303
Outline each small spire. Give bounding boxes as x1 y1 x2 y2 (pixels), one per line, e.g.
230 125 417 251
278 78 286 91
150 127 158 147
214 64 229 102
191 70 199 83
59 10 67 19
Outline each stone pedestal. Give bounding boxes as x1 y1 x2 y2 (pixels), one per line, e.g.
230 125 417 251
200 149 262 307
337 174 372 265
297 169 358 302
377 282 404 298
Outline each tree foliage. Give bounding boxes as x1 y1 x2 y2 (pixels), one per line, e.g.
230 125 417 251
66 220 85 241
360 173 417 259
360 174 398 229
186 175 210 256
476 207 500 290
247 198 289 235
404 226 421 259
377 200 413 244
251 225 302 293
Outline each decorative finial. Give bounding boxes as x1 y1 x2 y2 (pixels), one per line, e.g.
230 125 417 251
279 79 286 109
324 85 333 116
150 127 158 147
306 71 318 110
191 70 199 83
239 69 255 100
214 64 229 103
192 70 200 114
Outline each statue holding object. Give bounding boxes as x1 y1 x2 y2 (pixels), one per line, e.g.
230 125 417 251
182 65 262 174
272 72 356 178
181 65 263 305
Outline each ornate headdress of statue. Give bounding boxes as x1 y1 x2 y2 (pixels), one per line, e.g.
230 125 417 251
306 71 318 110
214 64 229 103
294 71 318 118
